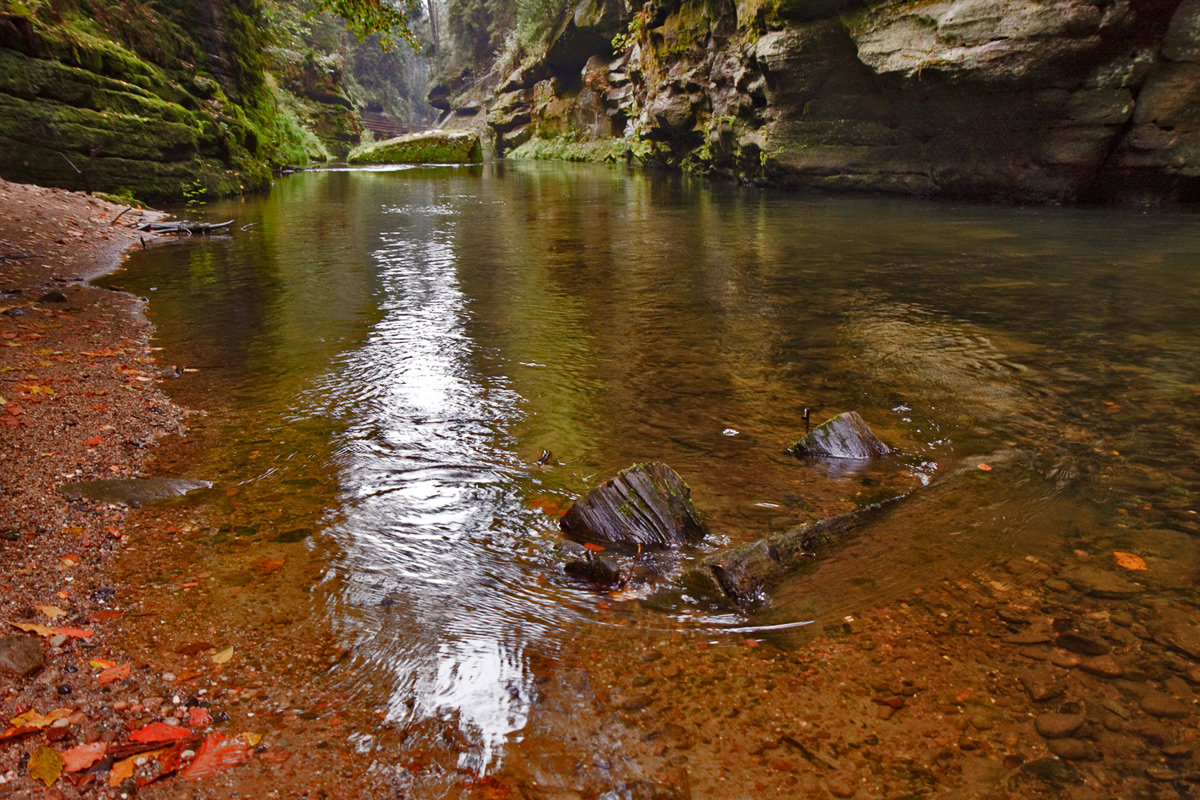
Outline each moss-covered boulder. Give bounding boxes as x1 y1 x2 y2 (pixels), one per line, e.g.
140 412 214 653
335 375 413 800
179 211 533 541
348 130 483 165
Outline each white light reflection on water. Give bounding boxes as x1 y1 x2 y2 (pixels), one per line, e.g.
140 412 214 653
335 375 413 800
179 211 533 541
318 215 538 773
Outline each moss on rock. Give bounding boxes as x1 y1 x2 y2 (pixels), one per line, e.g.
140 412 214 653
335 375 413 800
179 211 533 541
348 130 483 165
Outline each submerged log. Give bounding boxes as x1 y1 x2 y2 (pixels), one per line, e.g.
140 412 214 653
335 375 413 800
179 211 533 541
560 462 708 552
693 501 896 605
136 219 233 235
789 411 891 460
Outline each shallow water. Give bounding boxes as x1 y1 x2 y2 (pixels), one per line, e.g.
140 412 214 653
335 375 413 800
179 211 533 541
105 163 1200 785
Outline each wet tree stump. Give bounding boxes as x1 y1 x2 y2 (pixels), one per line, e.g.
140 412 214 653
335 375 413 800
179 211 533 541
789 411 891 460
560 462 708 552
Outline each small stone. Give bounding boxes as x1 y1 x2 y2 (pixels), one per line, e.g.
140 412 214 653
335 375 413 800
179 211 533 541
1078 655 1123 678
0 635 44 677
1021 668 1064 702
1056 632 1111 656
1036 713 1085 739
1162 744 1193 759
1046 738 1101 761
1006 629 1054 645
876 705 895 720
970 712 993 731
1057 565 1144 598
1050 651 1081 668
1043 578 1072 593
48 634 68 648
1140 691 1190 719
38 290 68 303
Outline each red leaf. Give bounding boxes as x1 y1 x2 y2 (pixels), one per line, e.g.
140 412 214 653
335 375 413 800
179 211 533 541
179 733 251 780
51 627 92 639
83 436 103 447
128 722 192 744
61 742 106 773
97 663 131 685
582 543 606 552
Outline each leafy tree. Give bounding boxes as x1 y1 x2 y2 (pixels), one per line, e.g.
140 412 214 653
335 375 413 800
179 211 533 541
313 0 419 47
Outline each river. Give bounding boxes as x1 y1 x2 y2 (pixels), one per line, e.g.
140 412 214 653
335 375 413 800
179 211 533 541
102 163 1200 797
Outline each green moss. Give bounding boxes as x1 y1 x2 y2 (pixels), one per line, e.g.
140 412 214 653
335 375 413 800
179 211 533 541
348 131 484 165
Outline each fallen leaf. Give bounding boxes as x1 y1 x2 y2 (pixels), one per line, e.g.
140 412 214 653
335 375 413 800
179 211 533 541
211 646 234 665
237 732 261 746
108 753 142 787
82 436 103 447
89 659 116 670
1114 551 1148 571
10 620 54 636
179 733 251 780
61 742 106 773
28 745 63 787
128 721 192 744
10 708 72 729
188 707 211 728
36 605 67 619
52 626 92 639
97 663 131 684
175 641 215 656
976 463 992 471
582 542 606 552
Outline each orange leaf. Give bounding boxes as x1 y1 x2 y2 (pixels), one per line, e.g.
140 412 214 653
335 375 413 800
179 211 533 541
128 722 192 744
10 708 72 729
252 556 285 574
1114 551 1147 571
976 463 992 471
582 542 606 552
108 753 145 787
179 733 251 780
51 627 92 639
83 436 103 447
61 742 106 773
97 663 131 685
10 621 54 637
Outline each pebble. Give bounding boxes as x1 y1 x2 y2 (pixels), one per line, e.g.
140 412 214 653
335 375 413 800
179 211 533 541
1020 667 1064 702
1005 629 1053 645
1057 565 1144 598
1078 655 1123 678
1056 632 1111 656
1035 713 1084 739
1139 691 1190 719
1050 651 1081 668
1046 738 1101 761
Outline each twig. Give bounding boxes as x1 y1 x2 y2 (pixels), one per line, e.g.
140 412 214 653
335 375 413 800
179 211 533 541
111 206 134 224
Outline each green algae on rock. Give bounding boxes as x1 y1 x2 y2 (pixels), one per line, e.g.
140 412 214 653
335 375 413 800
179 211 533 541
347 130 484 165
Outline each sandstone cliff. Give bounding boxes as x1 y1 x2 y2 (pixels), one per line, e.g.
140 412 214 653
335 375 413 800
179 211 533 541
0 0 365 202
443 0 1200 203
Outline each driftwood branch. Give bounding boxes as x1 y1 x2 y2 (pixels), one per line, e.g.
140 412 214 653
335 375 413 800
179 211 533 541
136 219 234 235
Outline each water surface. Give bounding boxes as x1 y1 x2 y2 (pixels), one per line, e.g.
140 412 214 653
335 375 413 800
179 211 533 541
105 163 1200 787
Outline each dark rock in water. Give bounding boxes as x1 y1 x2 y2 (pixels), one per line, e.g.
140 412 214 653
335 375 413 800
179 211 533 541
274 528 313 544
560 463 707 552
565 556 622 587
37 290 68 303
789 411 890 460
58 477 211 507
0 634 44 677
1055 631 1111 656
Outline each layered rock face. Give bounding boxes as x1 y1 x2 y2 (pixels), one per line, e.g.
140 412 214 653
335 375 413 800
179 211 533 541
0 1 362 201
451 0 1200 203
